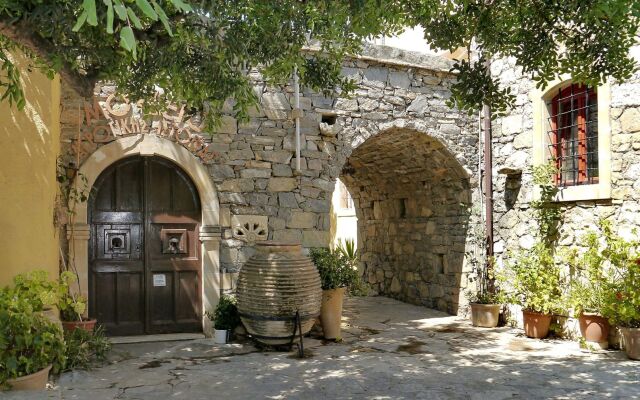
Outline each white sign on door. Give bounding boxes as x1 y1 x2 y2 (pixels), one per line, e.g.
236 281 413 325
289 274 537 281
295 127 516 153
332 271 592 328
153 274 166 287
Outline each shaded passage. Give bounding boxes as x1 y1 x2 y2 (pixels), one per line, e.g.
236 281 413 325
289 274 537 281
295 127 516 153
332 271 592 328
341 128 471 314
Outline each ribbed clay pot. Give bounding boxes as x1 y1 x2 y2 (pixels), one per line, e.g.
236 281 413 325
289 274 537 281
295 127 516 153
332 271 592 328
470 303 501 328
620 327 640 360
320 287 346 339
523 310 552 339
236 242 322 345
578 313 610 349
6 365 51 390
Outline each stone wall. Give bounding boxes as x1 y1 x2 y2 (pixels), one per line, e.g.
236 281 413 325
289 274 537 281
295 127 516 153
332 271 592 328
59 44 480 314
490 45 640 276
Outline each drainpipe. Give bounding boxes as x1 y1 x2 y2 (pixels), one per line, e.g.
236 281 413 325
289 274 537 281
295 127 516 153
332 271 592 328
293 67 301 172
483 57 494 282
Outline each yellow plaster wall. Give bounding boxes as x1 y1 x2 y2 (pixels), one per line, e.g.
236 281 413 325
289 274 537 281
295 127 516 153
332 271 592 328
0 50 61 286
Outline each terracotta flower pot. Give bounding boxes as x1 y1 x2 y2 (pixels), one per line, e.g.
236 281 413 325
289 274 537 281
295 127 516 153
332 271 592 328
6 365 51 391
620 327 640 360
470 303 501 328
578 313 610 349
61 319 97 333
522 310 552 339
320 287 346 340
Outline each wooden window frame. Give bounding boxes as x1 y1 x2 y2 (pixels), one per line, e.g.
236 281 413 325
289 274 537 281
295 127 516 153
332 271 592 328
548 83 598 187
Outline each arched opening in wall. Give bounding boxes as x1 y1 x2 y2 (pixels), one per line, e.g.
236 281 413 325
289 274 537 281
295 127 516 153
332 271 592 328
340 128 472 315
330 179 358 248
89 156 202 335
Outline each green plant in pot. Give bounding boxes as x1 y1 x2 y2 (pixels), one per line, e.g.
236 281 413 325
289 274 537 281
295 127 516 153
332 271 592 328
9 271 65 328
206 294 240 344
310 242 363 340
503 242 564 339
598 221 640 360
0 288 66 391
566 227 616 349
466 258 505 328
57 271 96 333
502 163 564 339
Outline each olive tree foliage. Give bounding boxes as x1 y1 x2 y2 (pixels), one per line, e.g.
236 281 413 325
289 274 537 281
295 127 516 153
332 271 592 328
407 1 640 117
0 0 405 122
0 1 638 122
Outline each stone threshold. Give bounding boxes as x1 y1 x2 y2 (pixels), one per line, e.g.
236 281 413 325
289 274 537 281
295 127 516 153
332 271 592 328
109 333 206 344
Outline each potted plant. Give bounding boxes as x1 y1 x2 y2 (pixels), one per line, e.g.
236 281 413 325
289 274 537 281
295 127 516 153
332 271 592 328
566 229 615 349
206 295 240 344
598 221 640 360
310 241 362 340
501 163 564 339
466 254 505 328
57 271 96 333
504 242 564 339
467 261 503 328
0 288 66 390
9 270 64 329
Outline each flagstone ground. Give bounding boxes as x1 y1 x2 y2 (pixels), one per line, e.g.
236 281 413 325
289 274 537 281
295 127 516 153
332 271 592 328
6 296 639 399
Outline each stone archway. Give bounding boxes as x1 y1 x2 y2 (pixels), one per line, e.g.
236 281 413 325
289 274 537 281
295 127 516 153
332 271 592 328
69 134 221 335
340 127 472 315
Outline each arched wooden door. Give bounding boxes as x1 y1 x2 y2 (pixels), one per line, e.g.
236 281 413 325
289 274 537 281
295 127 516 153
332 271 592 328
89 156 202 335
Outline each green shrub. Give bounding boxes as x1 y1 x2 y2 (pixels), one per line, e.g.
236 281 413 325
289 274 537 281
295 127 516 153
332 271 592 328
9 270 65 312
8 270 87 322
597 221 640 328
309 247 361 291
0 289 66 387
206 295 241 331
501 243 564 315
63 326 111 371
566 228 615 316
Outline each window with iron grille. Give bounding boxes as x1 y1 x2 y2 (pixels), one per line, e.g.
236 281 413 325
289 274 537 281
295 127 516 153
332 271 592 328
546 83 598 186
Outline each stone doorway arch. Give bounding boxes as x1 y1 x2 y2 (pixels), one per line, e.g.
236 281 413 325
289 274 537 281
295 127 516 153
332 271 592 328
340 127 473 315
69 134 221 335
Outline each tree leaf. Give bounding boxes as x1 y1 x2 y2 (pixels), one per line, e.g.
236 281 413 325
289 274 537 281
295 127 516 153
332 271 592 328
135 0 158 21
169 0 192 13
126 7 144 30
152 1 172 36
83 0 98 26
113 0 127 20
72 10 88 32
119 26 136 52
104 0 114 34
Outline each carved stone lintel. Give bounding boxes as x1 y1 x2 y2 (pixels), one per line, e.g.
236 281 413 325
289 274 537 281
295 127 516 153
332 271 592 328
231 215 268 244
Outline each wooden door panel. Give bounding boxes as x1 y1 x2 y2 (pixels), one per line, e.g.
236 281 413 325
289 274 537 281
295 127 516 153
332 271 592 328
115 161 143 211
115 272 145 333
176 271 199 321
148 272 174 323
91 271 145 335
145 157 201 334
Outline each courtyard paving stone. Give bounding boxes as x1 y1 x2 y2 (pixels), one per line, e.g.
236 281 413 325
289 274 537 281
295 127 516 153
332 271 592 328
3 296 638 399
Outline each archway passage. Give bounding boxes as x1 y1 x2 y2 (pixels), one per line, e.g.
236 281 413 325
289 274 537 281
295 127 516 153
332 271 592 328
89 156 202 335
341 128 471 314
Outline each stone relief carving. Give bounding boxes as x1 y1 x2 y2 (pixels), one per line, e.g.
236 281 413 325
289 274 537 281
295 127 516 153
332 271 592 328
231 215 268 243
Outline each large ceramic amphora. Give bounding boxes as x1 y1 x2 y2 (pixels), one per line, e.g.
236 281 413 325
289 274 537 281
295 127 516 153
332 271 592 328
236 242 322 345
